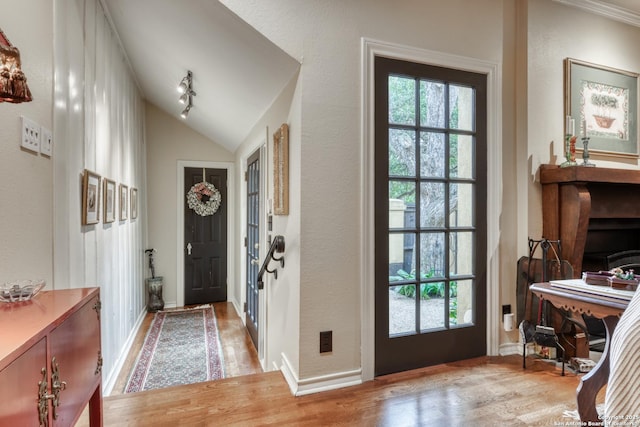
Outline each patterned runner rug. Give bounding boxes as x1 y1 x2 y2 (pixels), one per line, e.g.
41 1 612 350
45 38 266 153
125 305 225 393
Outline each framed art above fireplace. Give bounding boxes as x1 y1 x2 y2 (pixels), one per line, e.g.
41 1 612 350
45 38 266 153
564 58 639 159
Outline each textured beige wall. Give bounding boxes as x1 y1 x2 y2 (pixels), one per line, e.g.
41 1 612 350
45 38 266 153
0 0 53 286
224 0 509 381
145 102 233 306
233 69 300 371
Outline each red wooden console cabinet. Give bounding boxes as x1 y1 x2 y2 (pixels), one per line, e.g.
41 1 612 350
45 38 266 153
0 288 103 426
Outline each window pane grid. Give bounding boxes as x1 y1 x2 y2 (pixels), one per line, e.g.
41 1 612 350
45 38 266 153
387 74 477 336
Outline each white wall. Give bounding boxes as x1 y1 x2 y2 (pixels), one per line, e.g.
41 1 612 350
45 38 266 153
145 102 234 307
223 0 509 384
234 68 301 371
0 0 53 286
53 0 147 392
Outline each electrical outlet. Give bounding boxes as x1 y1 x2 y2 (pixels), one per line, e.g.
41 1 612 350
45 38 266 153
40 127 53 157
320 330 332 353
21 116 40 153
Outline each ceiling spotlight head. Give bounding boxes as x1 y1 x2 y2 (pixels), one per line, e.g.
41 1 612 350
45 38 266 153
177 78 188 94
177 70 193 94
178 92 189 104
180 104 191 119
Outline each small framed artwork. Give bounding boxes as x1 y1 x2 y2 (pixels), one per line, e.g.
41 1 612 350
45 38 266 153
273 123 289 215
82 169 101 225
565 58 639 159
119 184 128 221
130 187 138 219
103 178 116 223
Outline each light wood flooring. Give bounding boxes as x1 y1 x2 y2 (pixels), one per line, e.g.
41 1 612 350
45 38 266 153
92 355 603 426
77 302 262 426
80 304 605 426
109 302 263 395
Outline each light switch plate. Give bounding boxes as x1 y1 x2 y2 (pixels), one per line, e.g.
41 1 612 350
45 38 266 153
40 127 53 157
21 116 40 153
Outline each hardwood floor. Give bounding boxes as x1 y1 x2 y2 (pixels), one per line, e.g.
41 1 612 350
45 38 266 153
109 302 262 396
85 354 603 426
80 304 604 426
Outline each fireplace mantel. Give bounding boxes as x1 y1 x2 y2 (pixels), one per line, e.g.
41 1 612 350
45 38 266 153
539 164 640 277
540 164 640 186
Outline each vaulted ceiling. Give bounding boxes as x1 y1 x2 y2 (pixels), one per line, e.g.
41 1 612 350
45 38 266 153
102 1 640 154
102 0 300 153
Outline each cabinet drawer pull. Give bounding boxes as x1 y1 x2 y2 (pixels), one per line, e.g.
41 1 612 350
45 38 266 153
50 356 67 420
93 298 102 320
38 367 51 427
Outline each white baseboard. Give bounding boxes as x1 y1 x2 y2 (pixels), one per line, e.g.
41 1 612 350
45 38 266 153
280 353 363 396
499 342 522 356
500 340 540 358
102 308 146 395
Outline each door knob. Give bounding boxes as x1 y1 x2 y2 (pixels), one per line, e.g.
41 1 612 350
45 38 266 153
254 243 260 249
251 259 259 265
187 242 192 255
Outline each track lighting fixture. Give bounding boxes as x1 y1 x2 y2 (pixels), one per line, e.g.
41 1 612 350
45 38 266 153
177 70 195 118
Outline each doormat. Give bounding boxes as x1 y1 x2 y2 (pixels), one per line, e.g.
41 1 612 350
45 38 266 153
125 305 225 393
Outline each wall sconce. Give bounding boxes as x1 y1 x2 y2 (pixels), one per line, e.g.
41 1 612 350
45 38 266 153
177 70 195 119
0 28 32 103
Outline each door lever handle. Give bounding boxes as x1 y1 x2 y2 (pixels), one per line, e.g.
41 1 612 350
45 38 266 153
187 242 192 255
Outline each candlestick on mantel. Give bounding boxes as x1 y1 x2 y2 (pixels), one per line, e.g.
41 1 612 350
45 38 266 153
561 116 577 168
569 119 575 137
581 137 595 167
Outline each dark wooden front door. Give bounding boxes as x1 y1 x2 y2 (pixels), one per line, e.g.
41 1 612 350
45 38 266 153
245 150 260 349
374 56 487 375
184 167 227 305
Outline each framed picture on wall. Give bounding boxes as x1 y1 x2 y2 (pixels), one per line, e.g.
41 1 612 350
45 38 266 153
103 178 116 223
565 58 639 159
130 187 138 219
82 169 101 225
119 184 128 221
273 123 289 215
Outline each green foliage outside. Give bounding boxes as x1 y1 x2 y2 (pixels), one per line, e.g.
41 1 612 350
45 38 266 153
389 269 459 324
388 75 461 201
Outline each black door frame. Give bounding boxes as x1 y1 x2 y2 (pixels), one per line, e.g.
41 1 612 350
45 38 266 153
373 55 487 376
184 166 228 305
360 39 501 381
177 161 235 309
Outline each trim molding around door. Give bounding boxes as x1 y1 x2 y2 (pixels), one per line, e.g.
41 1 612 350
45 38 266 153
360 38 503 381
177 160 235 309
